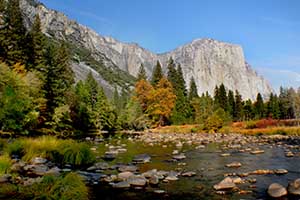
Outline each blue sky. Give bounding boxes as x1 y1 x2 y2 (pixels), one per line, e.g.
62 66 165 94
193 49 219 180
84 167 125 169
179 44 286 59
39 0 300 91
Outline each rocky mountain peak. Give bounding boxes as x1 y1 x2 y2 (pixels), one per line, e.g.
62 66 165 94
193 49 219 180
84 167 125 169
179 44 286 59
20 0 273 100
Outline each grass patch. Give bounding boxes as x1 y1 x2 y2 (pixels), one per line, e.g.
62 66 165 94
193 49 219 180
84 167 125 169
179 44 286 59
19 173 89 200
5 136 95 167
0 154 12 175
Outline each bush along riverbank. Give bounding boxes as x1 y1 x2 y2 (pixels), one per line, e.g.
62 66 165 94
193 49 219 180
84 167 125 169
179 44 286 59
0 133 300 199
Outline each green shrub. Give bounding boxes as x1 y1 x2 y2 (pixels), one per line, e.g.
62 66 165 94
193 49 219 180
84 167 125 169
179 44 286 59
20 173 88 200
50 173 89 200
59 141 95 167
0 154 12 175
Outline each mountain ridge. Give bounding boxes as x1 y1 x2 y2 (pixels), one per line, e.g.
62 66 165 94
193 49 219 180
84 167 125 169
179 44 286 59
20 0 273 100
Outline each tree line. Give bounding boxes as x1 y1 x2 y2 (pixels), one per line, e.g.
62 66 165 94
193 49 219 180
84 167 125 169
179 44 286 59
0 0 299 136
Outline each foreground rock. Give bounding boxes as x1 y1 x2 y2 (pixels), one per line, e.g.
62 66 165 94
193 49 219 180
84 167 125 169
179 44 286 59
267 183 287 198
213 177 236 190
288 179 300 196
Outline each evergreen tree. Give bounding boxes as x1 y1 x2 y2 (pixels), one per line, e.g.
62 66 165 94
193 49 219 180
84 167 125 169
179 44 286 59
254 93 264 119
167 57 177 88
188 77 198 100
266 93 280 119
176 64 187 95
4 0 28 65
28 15 46 68
137 63 147 81
214 84 228 111
72 72 117 132
227 90 235 119
234 90 243 121
243 99 254 121
0 0 7 61
44 43 74 116
151 60 163 86
278 87 295 119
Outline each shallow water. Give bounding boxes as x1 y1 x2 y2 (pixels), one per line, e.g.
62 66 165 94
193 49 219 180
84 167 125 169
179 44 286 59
91 136 300 200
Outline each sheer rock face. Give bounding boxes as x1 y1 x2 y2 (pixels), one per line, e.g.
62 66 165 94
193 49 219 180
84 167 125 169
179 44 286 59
20 0 273 100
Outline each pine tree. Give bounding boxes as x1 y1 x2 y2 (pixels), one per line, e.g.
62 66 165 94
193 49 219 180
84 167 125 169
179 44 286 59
266 93 280 119
167 57 177 88
0 0 7 61
188 77 198 100
214 84 228 111
151 60 163 86
227 90 235 119
243 99 254 121
28 15 46 68
137 63 147 81
234 90 243 121
254 93 264 119
44 43 74 116
176 64 187 95
5 0 28 65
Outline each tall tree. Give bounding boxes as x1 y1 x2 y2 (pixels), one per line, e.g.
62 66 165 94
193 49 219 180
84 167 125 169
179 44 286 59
28 15 46 68
266 93 280 119
147 77 176 126
151 60 163 86
234 90 243 121
44 43 74 116
134 79 154 112
214 84 228 111
137 63 147 81
176 64 187 95
167 57 177 88
188 77 198 100
254 93 264 119
243 99 254 121
227 90 235 119
4 0 28 65
72 72 116 132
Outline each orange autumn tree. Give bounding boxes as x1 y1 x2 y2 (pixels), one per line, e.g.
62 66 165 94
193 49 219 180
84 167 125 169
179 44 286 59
147 77 176 126
134 79 154 112
134 77 176 126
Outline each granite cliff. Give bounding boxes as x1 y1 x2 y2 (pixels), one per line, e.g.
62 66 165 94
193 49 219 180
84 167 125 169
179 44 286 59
20 0 273 99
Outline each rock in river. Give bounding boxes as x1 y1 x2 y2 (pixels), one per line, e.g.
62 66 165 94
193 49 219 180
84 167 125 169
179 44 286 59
117 171 134 181
213 177 236 190
113 181 130 189
172 153 186 160
267 183 287 198
225 162 242 168
127 175 147 187
288 179 300 196
133 154 151 163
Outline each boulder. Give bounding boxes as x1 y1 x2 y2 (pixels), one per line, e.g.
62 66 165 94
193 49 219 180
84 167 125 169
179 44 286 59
213 177 236 190
267 183 287 198
288 179 300 196
127 175 147 187
117 171 134 181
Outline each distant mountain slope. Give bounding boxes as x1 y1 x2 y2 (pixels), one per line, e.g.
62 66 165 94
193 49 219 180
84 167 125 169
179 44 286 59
20 0 273 99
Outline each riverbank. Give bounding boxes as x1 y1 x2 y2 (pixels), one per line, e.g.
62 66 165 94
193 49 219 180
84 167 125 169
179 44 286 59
0 132 300 199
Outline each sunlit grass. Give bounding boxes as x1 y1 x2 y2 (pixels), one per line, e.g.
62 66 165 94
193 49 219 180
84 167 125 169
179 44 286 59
5 136 95 167
0 154 12 175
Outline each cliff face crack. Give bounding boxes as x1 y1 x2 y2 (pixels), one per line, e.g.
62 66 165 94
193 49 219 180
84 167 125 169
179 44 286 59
20 0 273 100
